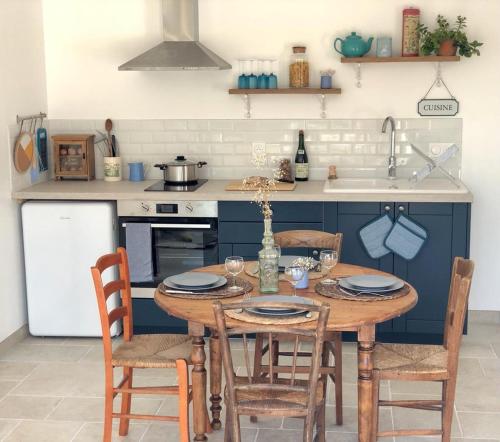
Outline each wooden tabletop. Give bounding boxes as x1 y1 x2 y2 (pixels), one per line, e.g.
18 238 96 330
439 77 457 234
154 263 418 331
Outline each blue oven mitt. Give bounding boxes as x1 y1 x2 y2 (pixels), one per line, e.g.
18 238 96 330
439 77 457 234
384 214 428 260
358 214 393 259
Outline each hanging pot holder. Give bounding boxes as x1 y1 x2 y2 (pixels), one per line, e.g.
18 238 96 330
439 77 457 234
358 214 393 259
384 214 428 261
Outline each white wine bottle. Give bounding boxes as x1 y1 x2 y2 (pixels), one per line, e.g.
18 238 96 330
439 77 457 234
294 130 309 181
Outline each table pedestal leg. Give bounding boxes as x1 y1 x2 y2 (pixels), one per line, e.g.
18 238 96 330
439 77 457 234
209 331 222 430
358 326 375 442
191 334 208 442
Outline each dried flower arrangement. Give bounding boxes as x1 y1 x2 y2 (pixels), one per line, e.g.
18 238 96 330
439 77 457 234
292 256 317 271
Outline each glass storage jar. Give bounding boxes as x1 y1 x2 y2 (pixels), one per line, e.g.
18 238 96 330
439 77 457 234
289 46 309 88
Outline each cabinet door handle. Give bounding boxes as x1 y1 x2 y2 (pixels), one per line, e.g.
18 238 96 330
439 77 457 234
398 205 405 212
312 250 319 256
384 205 391 212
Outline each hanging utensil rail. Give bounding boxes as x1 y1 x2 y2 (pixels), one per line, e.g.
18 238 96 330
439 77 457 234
16 112 47 125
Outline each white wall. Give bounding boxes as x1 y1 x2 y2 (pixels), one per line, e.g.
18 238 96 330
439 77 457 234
0 0 47 342
41 0 500 310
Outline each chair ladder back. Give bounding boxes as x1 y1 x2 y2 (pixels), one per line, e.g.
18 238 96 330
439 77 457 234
443 257 474 369
274 230 343 260
117 247 134 341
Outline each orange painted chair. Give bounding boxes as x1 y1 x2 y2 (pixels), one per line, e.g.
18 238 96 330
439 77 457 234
91 247 195 442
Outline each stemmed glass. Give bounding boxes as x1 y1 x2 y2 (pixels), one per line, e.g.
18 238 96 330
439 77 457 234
284 265 305 296
320 250 338 285
225 256 244 291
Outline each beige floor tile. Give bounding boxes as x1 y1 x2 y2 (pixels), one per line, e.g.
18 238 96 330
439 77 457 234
451 439 500 442
0 420 20 440
63 337 105 346
389 380 442 396
0 381 18 398
0 395 62 419
325 432 358 442
459 342 497 359
391 393 461 437
0 362 38 381
283 405 392 433
341 342 358 355
457 358 484 379
206 426 257 442
3 420 82 442
463 323 500 344
239 415 283 429
479 358 500 378
455 376 500 412
492 343 500 358
73 422 149 441
11 362 104 397
327 381 390 407
21 336 68 346
0 344 90 363
256 428 303 442
458 412 500 439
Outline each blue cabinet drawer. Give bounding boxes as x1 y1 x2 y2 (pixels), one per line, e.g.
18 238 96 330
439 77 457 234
219 201 323 222
338 202 387 215
219 222 323 243
408 203 453 216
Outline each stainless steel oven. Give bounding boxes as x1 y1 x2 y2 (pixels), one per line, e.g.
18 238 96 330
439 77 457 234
118 200 218 299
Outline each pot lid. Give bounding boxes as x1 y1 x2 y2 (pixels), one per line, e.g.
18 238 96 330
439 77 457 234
167 155 196 166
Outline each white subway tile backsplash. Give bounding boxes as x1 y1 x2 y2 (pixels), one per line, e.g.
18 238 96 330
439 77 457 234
44 118 462 180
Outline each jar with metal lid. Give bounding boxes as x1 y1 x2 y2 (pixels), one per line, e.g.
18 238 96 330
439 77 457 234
289 46 309 88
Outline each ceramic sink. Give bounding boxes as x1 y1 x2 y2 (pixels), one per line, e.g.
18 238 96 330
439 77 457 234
323 178 469 194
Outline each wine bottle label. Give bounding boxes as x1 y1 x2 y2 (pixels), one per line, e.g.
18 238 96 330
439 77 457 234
295 163 309 179
297 149 305 154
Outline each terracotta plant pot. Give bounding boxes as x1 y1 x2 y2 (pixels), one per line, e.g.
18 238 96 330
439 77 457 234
438 39 458 56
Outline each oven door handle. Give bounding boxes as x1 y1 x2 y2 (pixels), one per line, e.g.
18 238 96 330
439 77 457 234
121 223 212 230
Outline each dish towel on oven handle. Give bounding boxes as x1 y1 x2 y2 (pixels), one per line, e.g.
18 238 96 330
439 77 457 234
384 214 428 260
126 223 154 283
358 214 393 259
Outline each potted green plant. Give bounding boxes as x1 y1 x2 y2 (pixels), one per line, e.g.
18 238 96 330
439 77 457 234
417 15 483 57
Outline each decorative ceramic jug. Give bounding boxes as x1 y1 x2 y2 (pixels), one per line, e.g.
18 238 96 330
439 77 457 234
334 32 374 58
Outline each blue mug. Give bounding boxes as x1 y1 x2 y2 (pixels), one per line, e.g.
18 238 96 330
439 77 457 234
128 162 146 182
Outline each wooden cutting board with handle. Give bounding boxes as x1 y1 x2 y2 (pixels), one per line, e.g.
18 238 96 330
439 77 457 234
13 132 34 173
225 180 297 191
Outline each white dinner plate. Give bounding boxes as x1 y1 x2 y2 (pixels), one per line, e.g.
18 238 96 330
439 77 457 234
168 272 220 288
245 295 313 314
339 278 404 293
163 275 227 291
343 275 398 290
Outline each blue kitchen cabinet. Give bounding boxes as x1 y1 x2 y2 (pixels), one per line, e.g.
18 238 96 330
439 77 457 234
218 200 471 343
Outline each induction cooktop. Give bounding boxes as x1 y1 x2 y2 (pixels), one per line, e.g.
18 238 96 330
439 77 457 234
144 179 208 192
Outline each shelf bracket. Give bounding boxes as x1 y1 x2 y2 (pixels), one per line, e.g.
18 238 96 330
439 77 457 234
240 94 251 119
317 94 327 119
355 63 362 88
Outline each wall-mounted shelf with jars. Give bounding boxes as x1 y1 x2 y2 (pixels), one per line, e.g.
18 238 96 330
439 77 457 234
53 134 95 181
228 88 342 119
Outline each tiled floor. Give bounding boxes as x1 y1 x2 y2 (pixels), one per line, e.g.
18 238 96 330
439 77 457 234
0 318 499 442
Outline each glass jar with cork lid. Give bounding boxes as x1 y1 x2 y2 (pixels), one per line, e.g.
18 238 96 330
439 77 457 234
289 46 309 88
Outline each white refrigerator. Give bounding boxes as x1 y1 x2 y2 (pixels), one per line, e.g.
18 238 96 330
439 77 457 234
22 201 120 336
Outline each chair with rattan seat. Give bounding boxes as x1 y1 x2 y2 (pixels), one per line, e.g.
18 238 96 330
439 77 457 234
91 247 200 442
252 230 344 425
370 257 474 442
213 300 330 442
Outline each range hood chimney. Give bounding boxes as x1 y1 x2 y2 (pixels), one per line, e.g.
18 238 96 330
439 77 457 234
118 0 231 71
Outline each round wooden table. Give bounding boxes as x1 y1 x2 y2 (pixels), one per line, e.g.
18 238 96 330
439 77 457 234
155 263 418 442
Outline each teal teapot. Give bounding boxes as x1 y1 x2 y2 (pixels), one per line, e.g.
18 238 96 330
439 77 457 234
334 32 374 57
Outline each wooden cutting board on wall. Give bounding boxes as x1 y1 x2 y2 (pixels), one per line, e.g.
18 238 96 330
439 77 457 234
225 181 297 191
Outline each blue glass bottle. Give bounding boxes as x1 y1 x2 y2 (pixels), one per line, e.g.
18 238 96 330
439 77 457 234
248 59 258 89
268 59 278 89
237 60 249 89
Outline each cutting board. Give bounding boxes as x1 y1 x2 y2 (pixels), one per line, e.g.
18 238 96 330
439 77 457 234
225 181 297 191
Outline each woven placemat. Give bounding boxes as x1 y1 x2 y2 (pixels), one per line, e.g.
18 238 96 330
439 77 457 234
245 263 326 281
225 299 320 325
315 282 411 302
158 277 253 300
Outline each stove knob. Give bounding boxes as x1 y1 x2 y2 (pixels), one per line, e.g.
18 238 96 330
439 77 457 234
140 202 150 213
185 202 194 213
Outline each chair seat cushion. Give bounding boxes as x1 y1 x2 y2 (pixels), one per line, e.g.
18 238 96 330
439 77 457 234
374 343 448 378
112 334 191 369
225 376 324 414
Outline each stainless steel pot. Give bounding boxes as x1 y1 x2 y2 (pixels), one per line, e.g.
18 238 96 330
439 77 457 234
154 156 207 183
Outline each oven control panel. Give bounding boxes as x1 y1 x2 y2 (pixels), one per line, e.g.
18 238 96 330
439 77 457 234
118 200 218 218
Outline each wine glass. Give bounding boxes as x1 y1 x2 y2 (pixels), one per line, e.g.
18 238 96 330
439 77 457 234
225 256 244 291
320 250 338 285
284 265 305 296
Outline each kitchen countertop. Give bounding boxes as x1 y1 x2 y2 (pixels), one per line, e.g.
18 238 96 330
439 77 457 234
12 179 473 203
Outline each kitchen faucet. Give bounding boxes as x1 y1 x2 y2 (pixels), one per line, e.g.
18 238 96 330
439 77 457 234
382 116 397 179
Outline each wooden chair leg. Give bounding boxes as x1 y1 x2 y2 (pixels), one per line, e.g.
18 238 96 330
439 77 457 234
442 379 456 442
224 407 232 442
333 333 343 425
176 359 190 442
103 366 114 442
271 339 279 381
315 402 326 442
371 370 380 442
231 411 241 442
118 367 133 436
250 334 264 423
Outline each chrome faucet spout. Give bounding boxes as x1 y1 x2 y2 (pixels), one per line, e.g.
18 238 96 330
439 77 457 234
382 116 397 179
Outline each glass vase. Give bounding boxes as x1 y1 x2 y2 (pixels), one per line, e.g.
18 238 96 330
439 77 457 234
258 218 279 294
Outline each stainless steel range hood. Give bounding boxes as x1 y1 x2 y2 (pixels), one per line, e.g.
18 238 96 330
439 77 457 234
118 0 231 71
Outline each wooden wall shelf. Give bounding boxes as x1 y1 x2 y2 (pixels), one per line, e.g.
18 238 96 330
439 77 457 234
341 55 460 64
228 88 341 118
228 88 342 95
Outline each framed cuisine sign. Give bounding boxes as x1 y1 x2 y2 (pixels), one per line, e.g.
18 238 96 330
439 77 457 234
418 98 459 116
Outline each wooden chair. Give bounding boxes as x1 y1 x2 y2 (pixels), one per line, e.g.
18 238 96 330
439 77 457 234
91 247 197 442
371 257 474 442
213 300 330 442
252 230 344 424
